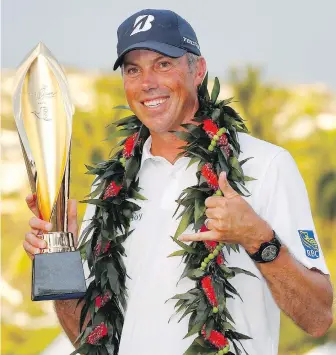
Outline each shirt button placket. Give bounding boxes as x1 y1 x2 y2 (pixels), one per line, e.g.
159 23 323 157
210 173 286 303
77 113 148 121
160 168 179 209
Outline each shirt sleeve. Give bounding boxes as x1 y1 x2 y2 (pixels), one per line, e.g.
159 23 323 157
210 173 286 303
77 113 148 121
256 150 329 274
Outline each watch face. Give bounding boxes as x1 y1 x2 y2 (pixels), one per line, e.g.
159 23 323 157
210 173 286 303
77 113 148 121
261 245 278 261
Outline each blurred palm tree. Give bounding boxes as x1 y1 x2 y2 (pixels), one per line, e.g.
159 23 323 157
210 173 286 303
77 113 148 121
317 171 336 220
229 66 290 143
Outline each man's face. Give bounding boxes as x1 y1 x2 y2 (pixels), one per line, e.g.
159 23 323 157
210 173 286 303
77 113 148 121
122 50 205 133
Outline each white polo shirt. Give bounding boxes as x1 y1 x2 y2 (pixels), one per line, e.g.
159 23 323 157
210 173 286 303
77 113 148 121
80 133 329 355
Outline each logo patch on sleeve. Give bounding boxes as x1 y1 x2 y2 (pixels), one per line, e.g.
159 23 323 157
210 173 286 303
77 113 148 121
298 230 320 259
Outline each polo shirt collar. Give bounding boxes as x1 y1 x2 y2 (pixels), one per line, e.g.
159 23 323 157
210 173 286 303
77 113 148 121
140 135 154 167
140 135 191 168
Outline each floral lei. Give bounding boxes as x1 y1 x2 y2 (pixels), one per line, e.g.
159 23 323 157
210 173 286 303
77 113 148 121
73 74 255 355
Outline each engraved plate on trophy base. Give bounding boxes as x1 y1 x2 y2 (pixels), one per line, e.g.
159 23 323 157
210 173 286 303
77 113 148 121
32 251 86 301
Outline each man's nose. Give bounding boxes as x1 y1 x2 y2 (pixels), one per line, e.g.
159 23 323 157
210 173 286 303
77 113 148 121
141 70 159 92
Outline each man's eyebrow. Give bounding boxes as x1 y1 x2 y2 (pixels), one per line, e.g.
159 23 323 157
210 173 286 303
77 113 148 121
155 55 174 61
123 54 174 67
123 60 138 67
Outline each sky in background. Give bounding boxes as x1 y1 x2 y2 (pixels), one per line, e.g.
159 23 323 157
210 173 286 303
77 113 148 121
1 0 336 89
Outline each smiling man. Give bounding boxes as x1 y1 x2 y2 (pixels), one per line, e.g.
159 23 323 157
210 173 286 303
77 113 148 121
24 9 333 355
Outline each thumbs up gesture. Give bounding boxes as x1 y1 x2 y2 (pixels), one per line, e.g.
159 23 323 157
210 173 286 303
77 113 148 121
179 172 273 254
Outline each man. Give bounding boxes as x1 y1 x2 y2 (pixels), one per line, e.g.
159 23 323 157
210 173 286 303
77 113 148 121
23 9 333 355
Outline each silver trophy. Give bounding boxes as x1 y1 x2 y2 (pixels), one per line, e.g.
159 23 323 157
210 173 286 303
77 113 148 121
13 43 86 301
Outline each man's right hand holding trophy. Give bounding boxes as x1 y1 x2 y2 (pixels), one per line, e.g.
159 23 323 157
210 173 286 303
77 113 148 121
23 194 78 260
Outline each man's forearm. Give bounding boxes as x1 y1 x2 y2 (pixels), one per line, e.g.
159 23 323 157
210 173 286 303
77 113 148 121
257 245 333 336
54 299 88 347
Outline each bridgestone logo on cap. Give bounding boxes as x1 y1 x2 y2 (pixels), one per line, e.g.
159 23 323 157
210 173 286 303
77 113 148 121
183 36 200 50
130 15 155 36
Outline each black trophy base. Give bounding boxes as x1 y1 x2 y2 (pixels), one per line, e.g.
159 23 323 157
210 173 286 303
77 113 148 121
32 251 87 301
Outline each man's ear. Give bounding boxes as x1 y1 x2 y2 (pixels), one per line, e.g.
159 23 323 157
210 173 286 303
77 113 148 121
195 57 207 87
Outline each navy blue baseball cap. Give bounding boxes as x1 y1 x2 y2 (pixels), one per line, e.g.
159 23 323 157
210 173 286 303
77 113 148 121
113 9 201 70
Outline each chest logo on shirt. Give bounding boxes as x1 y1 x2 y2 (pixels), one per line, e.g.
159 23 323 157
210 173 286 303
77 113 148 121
131 212 143 221
298 230 320 259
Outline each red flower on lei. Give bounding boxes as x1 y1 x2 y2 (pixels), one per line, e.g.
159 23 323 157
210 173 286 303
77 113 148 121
201 163 219 190
87 323 108 344
201 325 229 349
200 224 218 251
203 118 231 156
216 253 225 265
123 132 139 158
103 181 122 200
95 290 112 309
94 241 111 257
200 225 225 264
203 119 218 137
201 275 218 307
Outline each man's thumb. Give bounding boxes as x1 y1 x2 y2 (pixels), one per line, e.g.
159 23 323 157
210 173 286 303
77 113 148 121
67 199 78 240
218 172 233 196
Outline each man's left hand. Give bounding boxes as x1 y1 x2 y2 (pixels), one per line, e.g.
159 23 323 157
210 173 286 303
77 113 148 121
179 172 273 254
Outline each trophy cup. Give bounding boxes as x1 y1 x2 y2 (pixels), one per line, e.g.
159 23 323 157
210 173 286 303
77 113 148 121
13 43 87 301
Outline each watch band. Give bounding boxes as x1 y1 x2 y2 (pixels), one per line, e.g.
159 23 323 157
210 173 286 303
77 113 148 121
248 231 282 263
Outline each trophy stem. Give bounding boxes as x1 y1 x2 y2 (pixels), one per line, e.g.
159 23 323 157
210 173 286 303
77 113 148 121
52 150 71 233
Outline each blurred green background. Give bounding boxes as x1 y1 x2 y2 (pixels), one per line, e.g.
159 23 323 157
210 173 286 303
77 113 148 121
1 66 335 354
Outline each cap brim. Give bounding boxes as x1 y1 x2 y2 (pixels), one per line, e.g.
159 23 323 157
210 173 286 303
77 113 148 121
113 41 187 70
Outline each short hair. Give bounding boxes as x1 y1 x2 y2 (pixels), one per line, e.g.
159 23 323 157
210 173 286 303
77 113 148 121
186 52 200 71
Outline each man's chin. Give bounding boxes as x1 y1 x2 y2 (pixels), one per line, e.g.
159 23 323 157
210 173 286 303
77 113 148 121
146 121 179 135
135 115 170 133
147 126 172 134
133 109 180 134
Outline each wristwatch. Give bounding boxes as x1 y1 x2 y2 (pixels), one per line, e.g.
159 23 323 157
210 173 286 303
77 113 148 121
248 231 282 263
